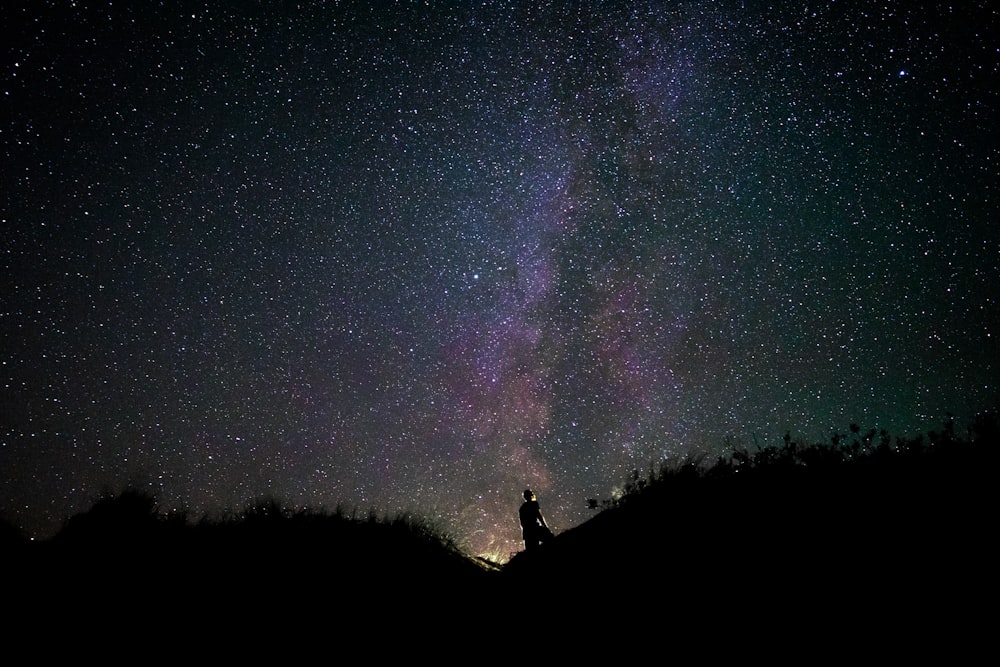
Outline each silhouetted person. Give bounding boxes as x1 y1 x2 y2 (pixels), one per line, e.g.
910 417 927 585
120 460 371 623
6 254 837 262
519 489 552 550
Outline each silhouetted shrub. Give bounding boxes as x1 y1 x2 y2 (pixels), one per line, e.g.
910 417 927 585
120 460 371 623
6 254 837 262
52 488 168 547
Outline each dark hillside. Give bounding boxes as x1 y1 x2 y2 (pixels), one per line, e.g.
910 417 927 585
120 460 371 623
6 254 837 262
10 495 498 629
503 412 997 626
4 412 995 644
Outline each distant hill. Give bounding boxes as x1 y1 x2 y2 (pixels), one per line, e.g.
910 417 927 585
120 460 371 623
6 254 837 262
7 494 497 625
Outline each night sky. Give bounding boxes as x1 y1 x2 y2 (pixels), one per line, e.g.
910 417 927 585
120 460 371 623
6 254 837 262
2 1 997 559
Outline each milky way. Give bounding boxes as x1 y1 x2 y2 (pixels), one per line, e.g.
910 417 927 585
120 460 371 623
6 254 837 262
2 1 997 558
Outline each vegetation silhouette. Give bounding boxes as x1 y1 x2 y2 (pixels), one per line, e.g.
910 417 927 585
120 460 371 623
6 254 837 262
501 410 997 626
11 494 498 628
6 409 995 638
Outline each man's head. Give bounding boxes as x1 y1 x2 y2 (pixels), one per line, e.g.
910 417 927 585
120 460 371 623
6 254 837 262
523 489 535 501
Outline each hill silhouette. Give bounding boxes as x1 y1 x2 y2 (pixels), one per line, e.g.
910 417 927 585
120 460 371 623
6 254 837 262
4 411 995 647
12 495 495 608
501 411 997 641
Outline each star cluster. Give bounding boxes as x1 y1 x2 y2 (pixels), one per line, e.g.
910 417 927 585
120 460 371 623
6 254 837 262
2 1 997 558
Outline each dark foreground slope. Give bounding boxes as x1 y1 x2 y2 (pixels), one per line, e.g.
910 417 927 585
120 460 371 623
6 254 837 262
503 414 997 631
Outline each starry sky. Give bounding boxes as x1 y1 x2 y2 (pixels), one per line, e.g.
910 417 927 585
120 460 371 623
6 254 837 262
2 1 997 559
